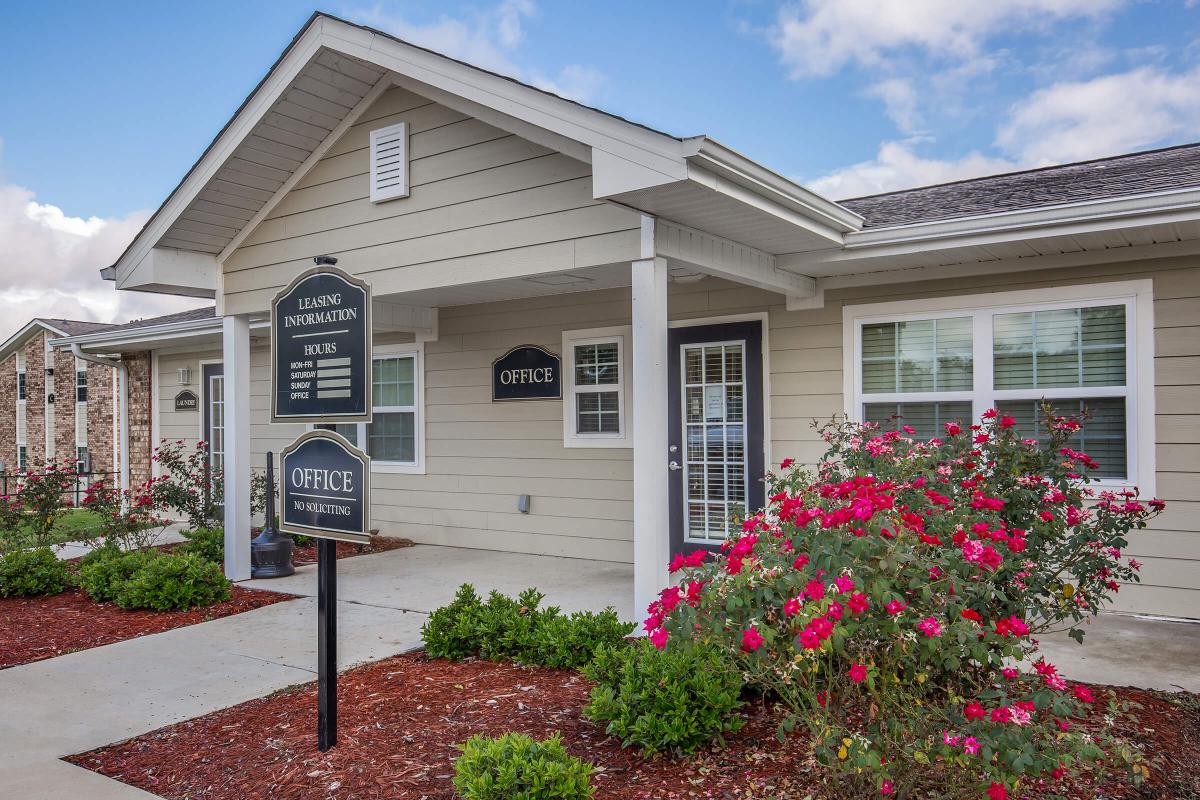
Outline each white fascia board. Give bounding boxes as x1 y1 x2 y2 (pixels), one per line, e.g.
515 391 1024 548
124 248 219 297
111 20 328 291
0 321 66 362
321 21 689 182
656 219 817 297
48 317 265 353
683 138 864 234
841 186 1200 252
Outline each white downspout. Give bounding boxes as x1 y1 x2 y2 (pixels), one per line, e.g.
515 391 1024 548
70 344 129 495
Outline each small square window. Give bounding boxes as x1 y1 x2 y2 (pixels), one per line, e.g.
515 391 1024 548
563 330 629 448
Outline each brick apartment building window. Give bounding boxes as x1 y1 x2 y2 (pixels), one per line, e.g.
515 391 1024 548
18 446 27 470
76 370 87 402
17 371 25 401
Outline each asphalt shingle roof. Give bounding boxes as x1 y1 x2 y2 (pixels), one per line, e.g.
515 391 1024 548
105 306 216 333
838 142 1200 229
36 318 118 337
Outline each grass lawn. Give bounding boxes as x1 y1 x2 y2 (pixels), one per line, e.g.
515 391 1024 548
3 509 115 548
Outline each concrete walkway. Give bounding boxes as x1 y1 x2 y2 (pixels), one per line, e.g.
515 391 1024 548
49 521 189 561
1 543 1196 799
0 544 632 799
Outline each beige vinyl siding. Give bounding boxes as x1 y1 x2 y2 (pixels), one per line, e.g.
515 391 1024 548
747 255 1200 618
374 289 635 561
221 86 641 314
156 351 219 449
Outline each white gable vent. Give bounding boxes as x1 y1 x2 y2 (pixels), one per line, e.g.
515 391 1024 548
369 122 409 203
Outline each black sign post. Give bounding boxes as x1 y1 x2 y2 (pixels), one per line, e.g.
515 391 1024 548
492 345 561 401
279 430 371 751
271 266 372 424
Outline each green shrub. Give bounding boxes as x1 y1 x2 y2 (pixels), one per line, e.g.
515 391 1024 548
529 609 633 669
114 553 231 611
421 584 633 668
583 639 744 755
653 410 1162 796
181 527 224 564
423 583 485 660
0 547 73 597
78 547 157 603
453 732 593 800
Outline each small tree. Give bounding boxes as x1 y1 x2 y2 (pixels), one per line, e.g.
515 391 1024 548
651 408 1161 799
149 440 222 529
80 475 170 552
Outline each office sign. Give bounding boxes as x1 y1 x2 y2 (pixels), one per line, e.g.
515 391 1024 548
279 430 371 544
492 345 561 401
271 267 372 423
174 390 199 412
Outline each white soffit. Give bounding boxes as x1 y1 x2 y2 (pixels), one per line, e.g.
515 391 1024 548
158 49 387 256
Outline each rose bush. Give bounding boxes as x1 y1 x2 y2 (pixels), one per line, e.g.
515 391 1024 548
650 407 1161 799
80 475 169 551
150 440 222 529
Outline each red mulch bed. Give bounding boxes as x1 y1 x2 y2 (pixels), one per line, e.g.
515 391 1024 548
67 652 1200 800
289 535 413 566
0 586 293 670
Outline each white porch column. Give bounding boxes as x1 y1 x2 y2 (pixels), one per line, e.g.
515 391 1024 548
631 255 670 625
222 314 252 580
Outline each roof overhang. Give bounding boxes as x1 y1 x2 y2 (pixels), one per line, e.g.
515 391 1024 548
779 183 1200 283
0 320 67 362
49 316 234 355
108 13 864 298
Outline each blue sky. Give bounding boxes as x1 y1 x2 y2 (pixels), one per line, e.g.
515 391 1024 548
2 0 1200 337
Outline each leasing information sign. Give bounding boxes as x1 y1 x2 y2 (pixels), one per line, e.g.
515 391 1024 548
279 430 371 544
271 267 372 423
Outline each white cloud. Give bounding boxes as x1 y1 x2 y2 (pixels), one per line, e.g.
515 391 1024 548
768 0 1123 79
350 0 607 103
996 65 1200 164
865 78 922 134
806 140 1018 199
0 181 207 344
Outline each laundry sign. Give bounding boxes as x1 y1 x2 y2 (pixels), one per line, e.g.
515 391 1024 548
492 345 561 401
174 390 199 412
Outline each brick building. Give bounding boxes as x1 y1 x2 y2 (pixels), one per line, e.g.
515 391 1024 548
0 319 122 477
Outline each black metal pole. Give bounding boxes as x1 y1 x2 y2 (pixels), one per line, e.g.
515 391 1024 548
317 537 337 751
265 452 275 528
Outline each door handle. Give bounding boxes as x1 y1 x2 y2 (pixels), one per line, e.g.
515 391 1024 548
668 460 682 471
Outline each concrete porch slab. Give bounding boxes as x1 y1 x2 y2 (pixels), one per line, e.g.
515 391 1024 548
243 543 637 620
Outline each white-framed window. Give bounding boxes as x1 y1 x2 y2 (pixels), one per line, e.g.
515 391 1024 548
562 327 631 448
843 280 1155 491
17 446 27 471
16 371 25 402
315 343 425 473
76 370 87 402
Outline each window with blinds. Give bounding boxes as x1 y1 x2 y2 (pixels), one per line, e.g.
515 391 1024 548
856 300 1133 481
314 349 422 469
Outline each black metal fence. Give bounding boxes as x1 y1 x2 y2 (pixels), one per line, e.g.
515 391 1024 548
0 469 122 508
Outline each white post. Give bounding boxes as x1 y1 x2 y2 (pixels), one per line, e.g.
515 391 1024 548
222 314 252 581
631 255 670 626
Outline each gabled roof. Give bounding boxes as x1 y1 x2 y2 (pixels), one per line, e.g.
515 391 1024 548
0 318 116 362
841 142 1200 229
34 318 117 337
107 11 860 296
